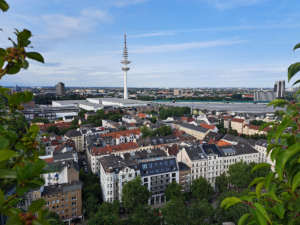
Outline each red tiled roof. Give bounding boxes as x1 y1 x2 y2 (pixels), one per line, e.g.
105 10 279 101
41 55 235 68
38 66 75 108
231 118 245 123
217 140 232 146
101 129 141 139
107 142 139 153
187 118 195 122
172 129 185 138
223 115 232 120
42 157 54 163
244 124 271 132
138 113 147 118
200 123 216 130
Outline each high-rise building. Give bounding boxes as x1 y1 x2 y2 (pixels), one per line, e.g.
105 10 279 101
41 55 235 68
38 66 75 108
274 80 285 98
120 28 130 99
174 89 182 96
55 82 65 96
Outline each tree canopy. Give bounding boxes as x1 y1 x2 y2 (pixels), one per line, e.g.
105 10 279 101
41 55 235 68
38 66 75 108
46 125 59 135
159 106 191 119
31 117 50 124
164 180 185 201
190 176 214 200
215 172 230 193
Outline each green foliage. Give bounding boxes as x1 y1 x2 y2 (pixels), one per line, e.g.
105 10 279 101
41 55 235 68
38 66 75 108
249 120 266 126
228 127 239 136
159 106 191 119
189 199 217 225
161 199 188 225
191 176 214 200
42 212 64 225
31 117 50 124
222 42 300 225
0 0 9 12
71 119 78 125
121 176 152 212
217 189 251 224
141 125 172 138
78 110 88 118
58 125 78 136
46 125 59 135
164 180 185 201
126 205 162 225
215 172 230 193
149 115 157 124
119 126 126 131
98 200 120 216
87 211 118 225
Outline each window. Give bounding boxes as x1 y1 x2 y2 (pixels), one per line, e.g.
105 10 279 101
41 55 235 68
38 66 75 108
52 201 55 204
72 207 77 212
72 202 77 206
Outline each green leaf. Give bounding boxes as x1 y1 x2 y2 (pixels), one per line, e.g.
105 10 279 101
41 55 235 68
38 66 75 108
23 59 29 69
253 203 272 225
276 117 292 142
0 150 19 161
291 171 300 193
221 197 239 208
240 196 252 202
0 48 6 56
225 198 242 209
238 213 251 225
28 179 45 186
267 99 289 109
265 172 276 191
248 177 265 188
0 58 4 69
252 208 267 225
287 135 296 147
251 163 271 173
269 183 280 202
282 143 300 169
23 90 33 103
0 168 17 178
32 219 51 225
0 136 9 150
0 0 9 12
271 147 282 162
6 65 21 75
275 203 285 219
256 181 265 198
16 186 28 196
288 62 300 82
29 124 40 132
0 190 5 208
28 199 46 213
26 52 44 63
266 144 282 156
275 150 285 180
294 43 300 51
18 29 32 41
259 122 274 132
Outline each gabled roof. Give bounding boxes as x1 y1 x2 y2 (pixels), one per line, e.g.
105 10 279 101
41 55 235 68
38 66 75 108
202 144 223 157
231 118 245 123
217 140 232 146
101 129 141 139
200 123 216 130
180 123 209 133
64 130 81 138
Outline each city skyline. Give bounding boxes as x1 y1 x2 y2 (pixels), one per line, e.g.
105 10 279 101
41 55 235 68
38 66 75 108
0 0 300 87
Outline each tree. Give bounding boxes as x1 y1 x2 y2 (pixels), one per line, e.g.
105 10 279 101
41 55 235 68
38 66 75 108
189 199 216 225
57 117 63 120
78 109 88 118
46 125 59 135
228 160 251 190
141 125 152 138
228 127 238 136
98 200 120 216
31 117 50 124
249 120 265 126
87 211 118 225
119 126 126 131
164 180 185 201
215 172 230 193
126 206 162 225
218 189 251 224
121 176 152 212
42 212 64 225
71 119 78 125
149 116 157 124
191 177 213 200
84 194 99 217
161 199 188 225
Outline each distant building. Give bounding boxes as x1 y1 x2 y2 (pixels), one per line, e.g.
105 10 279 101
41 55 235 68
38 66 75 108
174 89 182 96
254 91 276 102
55 82 66 96
11 85 22 93
274 80 285 98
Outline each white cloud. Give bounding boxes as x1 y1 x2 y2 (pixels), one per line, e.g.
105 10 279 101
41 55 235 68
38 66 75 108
130 39 246 53
201 0 267 9
81 9 111 22
130 31 176 38
111 0 148 7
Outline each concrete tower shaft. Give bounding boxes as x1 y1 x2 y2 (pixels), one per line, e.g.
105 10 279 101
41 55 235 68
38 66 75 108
120 28 130 99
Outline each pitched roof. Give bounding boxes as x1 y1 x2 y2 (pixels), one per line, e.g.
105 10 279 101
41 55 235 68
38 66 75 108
64 130 82 138
100 129 141 139
180 123 209 133
231 118 245 123
217 139 232 146
244 124 271 132
138 113 147 118
200 123 216 130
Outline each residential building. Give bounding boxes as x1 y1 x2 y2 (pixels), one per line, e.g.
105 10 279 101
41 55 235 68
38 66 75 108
37 122 73 131
32 181 82 223
64 130 84 151
101 129 142 146
243 124 270 136
55 82 66 96
174 89 182 96
102 119 122 128
230 118 247 134
255 139 275 171
179 123 210 140
178 162 191 193
135 135 178 151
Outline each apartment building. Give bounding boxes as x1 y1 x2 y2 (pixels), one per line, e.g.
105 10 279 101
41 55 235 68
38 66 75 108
230 118 247 134
135 135 178 151
99 155 140 203
101 129 142 146
177 143 258 189
243 124 270 136
255 139 275 171
88 142 139 174
102 119 122 129
180 123 210 140
64 130 84 151
42 159 79 186
122 115 137 123
178 162 191 193
32 181 82 223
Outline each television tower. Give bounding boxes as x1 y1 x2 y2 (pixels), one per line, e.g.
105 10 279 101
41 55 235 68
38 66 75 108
121 28 131 99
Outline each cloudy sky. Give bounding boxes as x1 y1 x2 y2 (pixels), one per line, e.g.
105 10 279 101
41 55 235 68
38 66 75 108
1 0 300 88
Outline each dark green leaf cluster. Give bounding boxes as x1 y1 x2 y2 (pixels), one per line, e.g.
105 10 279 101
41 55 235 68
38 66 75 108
140 125 172 138
159 106 191 120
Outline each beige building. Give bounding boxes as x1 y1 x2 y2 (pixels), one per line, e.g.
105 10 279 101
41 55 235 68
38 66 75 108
174 89 182 96
180 123 210 140
243 124 270 136
230 118 247 134
32 181 83 223
64 130 84 151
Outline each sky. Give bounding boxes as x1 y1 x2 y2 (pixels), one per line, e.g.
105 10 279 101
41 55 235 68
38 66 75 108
1 0 300 88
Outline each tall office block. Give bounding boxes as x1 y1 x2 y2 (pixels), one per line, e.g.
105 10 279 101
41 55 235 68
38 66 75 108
55 82 65 96
274 80 285 98
120 28 131 99
174 89 182 96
